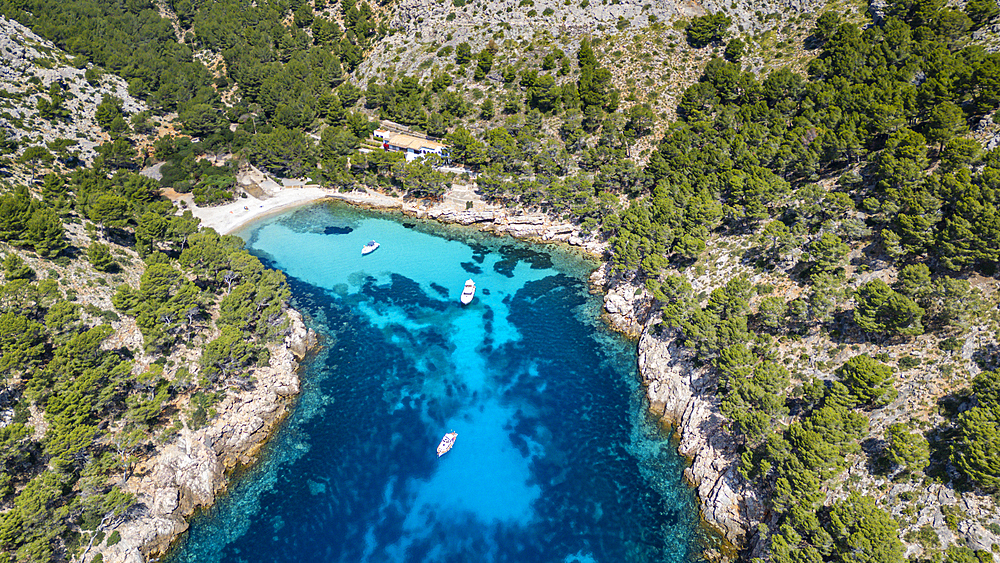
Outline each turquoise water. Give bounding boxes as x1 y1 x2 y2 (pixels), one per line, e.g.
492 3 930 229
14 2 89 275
165 202 702 563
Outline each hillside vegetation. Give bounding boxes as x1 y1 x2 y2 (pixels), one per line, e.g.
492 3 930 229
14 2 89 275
1 0 1000 561
0 15 299 563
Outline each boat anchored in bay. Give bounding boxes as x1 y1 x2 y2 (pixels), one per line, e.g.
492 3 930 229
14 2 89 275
361 240 380 255
460 279 476 304
437 432 458 457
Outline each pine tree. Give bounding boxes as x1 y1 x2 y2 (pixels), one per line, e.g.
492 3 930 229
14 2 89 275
24 208 67 258
886 423 930 473
837 354 897 407
87 243 116 273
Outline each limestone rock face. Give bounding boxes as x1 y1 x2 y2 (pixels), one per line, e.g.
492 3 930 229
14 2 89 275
590 264 648 337
285 308 317 361
0 16 146 165
638 328 763 550
417 205 608 255
92 311 313 563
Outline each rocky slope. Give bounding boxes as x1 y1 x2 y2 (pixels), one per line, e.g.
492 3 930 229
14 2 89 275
0 16 145 166
88 310 316 563
384 0 826 49
594 253 1000 558
354 0 834 151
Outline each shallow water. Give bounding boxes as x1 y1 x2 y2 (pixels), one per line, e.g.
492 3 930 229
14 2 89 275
165 201 702 563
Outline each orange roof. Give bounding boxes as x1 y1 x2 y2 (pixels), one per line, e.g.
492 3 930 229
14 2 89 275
385 133 446 151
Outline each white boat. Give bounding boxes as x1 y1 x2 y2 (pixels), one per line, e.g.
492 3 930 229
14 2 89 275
437 432 458 457
361 240 380 255
460 279 476 304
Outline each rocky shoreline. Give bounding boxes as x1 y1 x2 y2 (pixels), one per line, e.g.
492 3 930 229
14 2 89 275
408 205 604 252
591 266 759 556
636 327 762 554
591 261 1000 559
95 196 741 563
91 310 316 563
164 186 1000 562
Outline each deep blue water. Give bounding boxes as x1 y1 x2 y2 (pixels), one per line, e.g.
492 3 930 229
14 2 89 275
165 202 702 563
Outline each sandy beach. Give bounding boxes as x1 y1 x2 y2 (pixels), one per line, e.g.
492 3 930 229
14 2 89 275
182 186 406 235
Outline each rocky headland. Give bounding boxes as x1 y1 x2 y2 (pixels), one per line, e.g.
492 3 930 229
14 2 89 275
88 310 316 563
591 260 1000 558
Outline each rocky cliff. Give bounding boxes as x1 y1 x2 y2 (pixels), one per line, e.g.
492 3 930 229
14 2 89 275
637 326 764 552
592 266 762 551
89 310 316 563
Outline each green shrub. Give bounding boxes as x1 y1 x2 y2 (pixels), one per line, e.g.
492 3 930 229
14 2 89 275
939 337 962 352
903 525 940 550
685 13 731 47
941 505 965 531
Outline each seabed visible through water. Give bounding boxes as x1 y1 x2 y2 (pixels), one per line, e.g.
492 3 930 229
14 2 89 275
165 200 706 563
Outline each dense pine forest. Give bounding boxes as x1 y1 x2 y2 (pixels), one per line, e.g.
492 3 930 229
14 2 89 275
1 0 1000 560
0 171 292 560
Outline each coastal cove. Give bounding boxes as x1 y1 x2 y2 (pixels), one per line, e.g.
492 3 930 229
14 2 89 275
2 1 998 560
162 201 707 563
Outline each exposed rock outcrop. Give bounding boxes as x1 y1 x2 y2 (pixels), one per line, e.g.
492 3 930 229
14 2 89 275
379 0 826 58
91 311 316 563
0 16 146 165
637 327 764 551
408 203 608 255
590 263 648 337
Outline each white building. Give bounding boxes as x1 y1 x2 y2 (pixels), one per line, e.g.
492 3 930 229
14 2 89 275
374 129 450 162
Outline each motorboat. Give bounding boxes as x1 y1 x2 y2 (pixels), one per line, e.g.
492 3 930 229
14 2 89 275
437 432 458 457
460 279 476 304
361 240 380 255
